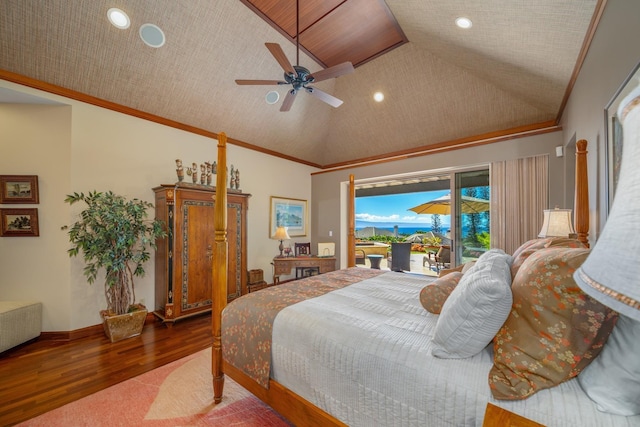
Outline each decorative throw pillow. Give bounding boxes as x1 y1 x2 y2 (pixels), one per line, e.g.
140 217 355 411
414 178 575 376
431 249 513 359
489 247 618 400
419 272 463 314
510 237 586 278
577 315 640 416
461 260 477 274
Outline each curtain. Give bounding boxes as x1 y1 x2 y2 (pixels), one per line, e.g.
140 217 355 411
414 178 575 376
490 155 549 254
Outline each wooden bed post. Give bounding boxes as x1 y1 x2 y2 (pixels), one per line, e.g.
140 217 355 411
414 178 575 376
348 174 356 267
212 132 228 403
575 139 589 248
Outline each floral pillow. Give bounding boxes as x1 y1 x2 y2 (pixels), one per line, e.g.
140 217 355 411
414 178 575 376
489 247 618 400
510 237 586 278
419 272 463 314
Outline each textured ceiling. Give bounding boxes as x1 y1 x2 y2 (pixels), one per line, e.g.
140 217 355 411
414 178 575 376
0 0 600 168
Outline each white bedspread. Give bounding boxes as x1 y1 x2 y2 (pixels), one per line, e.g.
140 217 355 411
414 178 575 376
271 271 640 426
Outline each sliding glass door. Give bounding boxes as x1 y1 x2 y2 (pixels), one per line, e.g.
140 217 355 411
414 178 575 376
453 168 490 266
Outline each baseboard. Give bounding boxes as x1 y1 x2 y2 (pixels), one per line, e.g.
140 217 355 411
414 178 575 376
39 312 158 342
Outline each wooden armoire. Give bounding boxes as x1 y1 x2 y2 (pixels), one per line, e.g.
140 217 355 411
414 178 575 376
153 183 250 325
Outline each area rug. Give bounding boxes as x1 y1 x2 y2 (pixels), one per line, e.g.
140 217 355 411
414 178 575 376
19 348 292 426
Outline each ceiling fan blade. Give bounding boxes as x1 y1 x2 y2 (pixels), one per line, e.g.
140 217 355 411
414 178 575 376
309 62 354 83
235 79 286 85
305 87 343 108
280 89 297 112
265 42 297 77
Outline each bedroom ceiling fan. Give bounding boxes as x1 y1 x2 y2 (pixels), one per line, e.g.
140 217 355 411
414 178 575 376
235 0 354 112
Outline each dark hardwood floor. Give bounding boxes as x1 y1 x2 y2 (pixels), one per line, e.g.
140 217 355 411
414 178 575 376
0 314 213 426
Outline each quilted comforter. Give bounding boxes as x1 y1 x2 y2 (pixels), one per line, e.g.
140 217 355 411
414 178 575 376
268 270 639 427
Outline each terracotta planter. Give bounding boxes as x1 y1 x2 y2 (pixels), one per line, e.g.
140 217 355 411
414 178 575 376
101 308 147 343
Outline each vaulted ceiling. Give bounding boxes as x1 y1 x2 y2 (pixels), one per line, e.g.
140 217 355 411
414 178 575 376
0 1 602 168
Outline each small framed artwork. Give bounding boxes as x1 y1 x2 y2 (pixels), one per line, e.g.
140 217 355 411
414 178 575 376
269 196 307 237
0 208 39 237
0 175 39 204
605 60 640 212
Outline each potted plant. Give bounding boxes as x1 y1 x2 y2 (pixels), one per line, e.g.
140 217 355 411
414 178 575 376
64 191 166 342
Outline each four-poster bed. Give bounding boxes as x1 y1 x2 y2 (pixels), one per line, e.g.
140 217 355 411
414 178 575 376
210 138 636 426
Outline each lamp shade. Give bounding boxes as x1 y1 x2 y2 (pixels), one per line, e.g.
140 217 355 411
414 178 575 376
538 208 575 238
574 82 640 321
272 226 290 241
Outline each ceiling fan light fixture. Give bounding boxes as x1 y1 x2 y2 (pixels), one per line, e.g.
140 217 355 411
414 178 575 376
107 8 130 29
373 92 384 102
455 17 472 29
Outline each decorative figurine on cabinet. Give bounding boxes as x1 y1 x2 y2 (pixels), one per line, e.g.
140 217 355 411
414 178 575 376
187 162 198 183
205 162 212 186
200 164 206 184
175 159 184 182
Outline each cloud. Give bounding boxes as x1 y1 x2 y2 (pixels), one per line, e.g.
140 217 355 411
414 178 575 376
356 213 400 222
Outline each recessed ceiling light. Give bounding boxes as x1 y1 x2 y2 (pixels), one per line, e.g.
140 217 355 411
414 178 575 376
139 23 165 48
266 91 280 105
373 92 384 102
107 8 130 30
455 17 472 29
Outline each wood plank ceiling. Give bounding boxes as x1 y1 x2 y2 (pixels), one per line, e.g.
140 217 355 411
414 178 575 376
240 0 408 68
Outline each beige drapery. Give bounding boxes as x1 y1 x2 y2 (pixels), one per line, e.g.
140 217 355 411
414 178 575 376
490 155 549 254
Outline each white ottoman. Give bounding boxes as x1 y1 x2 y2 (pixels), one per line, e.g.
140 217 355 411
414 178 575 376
0 301 42 353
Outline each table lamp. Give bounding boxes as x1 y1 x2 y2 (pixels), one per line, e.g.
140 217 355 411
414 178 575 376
573 81 640 416
538 208 575 238
272 226 290 257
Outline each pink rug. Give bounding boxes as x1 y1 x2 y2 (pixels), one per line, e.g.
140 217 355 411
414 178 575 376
19 348 292 426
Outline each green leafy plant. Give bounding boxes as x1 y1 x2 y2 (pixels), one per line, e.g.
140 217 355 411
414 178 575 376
64 191 167 315
476 231 491 249
422 235 442 247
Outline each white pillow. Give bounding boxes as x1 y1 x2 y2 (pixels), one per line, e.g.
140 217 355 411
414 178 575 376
578 315 640 416
431 249 513 359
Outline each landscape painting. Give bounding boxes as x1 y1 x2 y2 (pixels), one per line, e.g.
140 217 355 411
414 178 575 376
0 208 39 237
0 175 39 204
270 196 307 237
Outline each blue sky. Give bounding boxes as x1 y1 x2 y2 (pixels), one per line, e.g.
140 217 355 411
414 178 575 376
355 190 450 228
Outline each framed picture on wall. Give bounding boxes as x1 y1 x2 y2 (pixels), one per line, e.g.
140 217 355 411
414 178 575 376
0 175 39 204
269 196 307 237
605 60 640 212
0 208 39 237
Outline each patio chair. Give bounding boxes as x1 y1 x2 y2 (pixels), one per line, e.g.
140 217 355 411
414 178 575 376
423 245 451 272
389 242 411 272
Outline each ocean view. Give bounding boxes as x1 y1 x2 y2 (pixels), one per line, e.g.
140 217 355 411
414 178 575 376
355 222 488 237
355 223 448 236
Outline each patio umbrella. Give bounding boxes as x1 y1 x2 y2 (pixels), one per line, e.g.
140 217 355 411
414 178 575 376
408 193 489 215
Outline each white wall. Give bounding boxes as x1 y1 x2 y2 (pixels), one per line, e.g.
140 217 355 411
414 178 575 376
560 0 640 236
0 104 73 331
0 80 317 331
